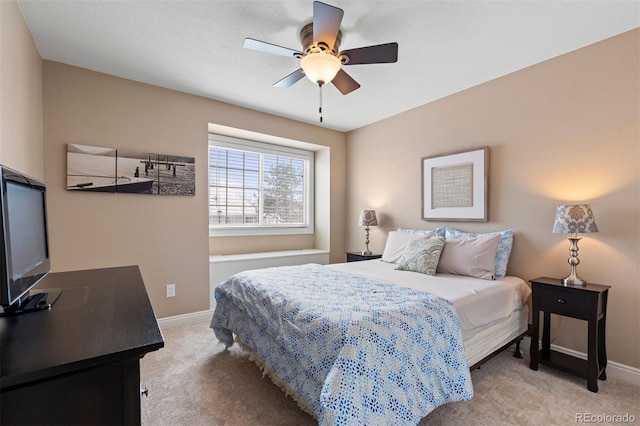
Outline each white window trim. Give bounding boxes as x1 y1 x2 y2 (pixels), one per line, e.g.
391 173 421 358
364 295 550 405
208 134 314 237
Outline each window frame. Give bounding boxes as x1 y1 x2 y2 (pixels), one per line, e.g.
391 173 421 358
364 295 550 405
208 134 314 237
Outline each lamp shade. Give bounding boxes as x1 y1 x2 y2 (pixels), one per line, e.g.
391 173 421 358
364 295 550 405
301 52 341 85
552 204 598 234
358 210 378 227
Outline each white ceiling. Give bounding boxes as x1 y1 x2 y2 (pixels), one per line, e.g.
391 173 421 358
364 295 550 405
17 0 640 132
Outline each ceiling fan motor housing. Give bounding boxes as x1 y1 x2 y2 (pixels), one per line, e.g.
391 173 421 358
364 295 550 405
300 23 342 56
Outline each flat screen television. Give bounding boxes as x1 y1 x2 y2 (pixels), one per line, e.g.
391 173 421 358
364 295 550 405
0 164 53 314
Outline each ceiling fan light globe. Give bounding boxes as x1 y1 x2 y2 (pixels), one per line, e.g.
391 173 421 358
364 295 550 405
301 52 341 85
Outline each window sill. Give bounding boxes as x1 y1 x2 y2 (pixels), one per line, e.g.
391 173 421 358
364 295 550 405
209 226 314 237
209 249 329 263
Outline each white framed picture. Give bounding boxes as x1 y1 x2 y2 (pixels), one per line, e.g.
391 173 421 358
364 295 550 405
421 147 488 221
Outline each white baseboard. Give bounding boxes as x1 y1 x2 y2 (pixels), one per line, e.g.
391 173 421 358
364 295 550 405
157 309 214 330
520 336 640 387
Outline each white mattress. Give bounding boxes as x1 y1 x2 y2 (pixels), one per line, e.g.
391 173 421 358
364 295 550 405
328 259 531 340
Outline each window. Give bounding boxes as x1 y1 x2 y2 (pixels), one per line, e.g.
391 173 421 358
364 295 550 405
208 134 314 236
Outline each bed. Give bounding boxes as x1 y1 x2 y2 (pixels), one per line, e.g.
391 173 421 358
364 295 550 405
210 228 531 425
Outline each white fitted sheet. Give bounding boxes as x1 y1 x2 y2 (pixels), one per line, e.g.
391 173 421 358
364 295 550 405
328 259 531 340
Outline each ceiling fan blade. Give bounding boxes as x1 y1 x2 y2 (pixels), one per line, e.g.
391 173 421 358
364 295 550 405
313 1 344 52
331 69 360 95
273 68 306 88
243 38 302 58
340 42 399 65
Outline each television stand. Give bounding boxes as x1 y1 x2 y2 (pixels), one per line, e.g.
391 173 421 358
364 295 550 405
0 266 164 425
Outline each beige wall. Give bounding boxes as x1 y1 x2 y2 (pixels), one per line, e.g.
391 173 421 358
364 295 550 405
43 62 345 318
6 0 638 368
346 29 640 368
0 0 43 179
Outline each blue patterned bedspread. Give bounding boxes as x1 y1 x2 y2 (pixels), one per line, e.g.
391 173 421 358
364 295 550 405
211 264 473 425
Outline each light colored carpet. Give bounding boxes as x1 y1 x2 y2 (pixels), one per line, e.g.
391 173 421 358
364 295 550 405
141 321 639 425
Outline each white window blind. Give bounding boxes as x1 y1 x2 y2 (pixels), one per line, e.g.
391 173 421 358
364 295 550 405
208 134 313 235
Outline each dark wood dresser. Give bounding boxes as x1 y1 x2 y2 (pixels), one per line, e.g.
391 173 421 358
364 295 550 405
1 265 164 425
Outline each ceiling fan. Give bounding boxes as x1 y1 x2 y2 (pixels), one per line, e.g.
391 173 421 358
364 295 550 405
243 1 398 121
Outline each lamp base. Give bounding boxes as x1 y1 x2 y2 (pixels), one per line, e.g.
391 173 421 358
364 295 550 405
562 275 586 286
361 226 372 257
562 236 586 286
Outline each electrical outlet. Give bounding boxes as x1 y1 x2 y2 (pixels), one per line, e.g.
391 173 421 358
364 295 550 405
166 284 176 298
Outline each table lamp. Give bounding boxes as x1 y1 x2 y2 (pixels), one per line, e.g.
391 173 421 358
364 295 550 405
552 204 598 285
358 210 378 255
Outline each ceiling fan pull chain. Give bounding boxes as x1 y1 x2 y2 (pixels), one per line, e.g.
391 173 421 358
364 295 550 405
319 83 323 123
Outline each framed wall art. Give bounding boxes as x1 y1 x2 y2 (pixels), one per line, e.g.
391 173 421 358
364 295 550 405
421 146 488 221
66 143 195 196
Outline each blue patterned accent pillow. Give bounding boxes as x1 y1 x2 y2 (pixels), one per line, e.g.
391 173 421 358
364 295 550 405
397 227 446 238
444 227 513 277
395 237 445 275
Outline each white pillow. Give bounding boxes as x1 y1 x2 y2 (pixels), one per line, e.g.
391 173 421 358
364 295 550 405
436 235 501 280
382 231 430 263
444 227 513 277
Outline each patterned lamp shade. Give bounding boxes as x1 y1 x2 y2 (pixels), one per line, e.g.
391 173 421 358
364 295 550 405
358 210 378 227
552 204 599 234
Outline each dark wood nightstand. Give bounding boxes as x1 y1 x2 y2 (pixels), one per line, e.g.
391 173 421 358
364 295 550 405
529 277 610 392
346 252 382 262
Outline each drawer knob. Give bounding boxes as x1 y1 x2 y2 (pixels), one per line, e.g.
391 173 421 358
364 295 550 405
557 298 566 304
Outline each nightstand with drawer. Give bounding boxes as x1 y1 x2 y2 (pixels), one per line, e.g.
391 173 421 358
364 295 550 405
529 277 610 392
346 252 382 262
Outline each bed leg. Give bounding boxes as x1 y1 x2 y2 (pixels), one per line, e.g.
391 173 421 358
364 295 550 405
513 338 523 359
